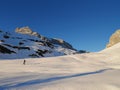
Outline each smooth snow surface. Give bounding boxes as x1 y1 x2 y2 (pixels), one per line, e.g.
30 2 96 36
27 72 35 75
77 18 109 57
0 43 120 90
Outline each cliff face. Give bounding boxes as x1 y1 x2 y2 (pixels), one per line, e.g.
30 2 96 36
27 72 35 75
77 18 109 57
106 30 120 48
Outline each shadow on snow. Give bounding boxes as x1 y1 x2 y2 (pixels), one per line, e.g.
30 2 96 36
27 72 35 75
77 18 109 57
0 68 111 89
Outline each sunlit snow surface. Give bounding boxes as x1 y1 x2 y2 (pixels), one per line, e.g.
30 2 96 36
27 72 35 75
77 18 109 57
0 31 76 59
0 43 120 90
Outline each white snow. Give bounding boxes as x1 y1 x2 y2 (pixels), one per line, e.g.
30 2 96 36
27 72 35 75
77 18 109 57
0 43 120 90
0 31 77 59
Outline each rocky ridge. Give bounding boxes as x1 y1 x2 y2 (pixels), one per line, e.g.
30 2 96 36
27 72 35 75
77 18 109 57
0 27 78 59
106 29 120 48
15 26 75 50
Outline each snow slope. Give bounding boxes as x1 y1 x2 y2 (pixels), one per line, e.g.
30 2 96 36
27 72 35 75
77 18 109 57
0 43 120 90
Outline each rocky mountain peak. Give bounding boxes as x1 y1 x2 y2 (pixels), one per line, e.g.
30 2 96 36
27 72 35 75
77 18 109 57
0 29 78 59
15 26 32 34
15 26 76 50
15 26 40 37
106 29 120 48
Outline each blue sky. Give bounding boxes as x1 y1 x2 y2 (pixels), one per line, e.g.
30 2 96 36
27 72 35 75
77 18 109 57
0 0 120 52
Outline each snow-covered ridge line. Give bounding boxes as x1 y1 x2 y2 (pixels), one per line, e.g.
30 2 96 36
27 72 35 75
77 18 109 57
0 28 78 59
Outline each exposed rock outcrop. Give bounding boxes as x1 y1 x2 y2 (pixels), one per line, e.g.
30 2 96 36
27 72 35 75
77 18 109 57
0 27 78 59
106 30 120 48
50 38 76 50
0 45 16 54
15 26 39 36
15 26 76 50
15 26 47 41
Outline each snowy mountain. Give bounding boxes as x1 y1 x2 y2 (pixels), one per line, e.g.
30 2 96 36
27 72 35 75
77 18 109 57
0 27 120 90
0 27 77 59
0 39 120 90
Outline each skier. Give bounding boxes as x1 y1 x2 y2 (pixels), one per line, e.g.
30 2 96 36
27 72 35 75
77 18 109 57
23 60 26 65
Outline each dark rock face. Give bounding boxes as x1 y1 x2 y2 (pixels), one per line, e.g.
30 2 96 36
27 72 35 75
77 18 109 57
3 44 30 50
0 30 2 33
0 45 16 54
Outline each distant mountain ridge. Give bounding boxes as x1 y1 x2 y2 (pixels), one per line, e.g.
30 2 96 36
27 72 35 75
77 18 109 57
0 26 77 59
15 26 76 50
